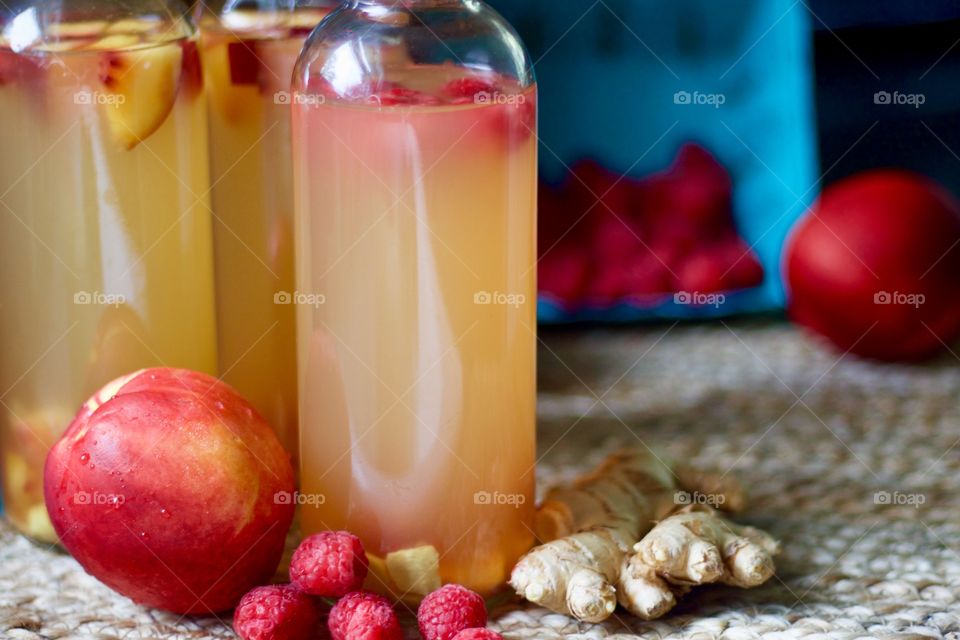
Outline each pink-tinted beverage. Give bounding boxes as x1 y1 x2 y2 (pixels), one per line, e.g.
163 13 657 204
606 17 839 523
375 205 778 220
294 68 537 595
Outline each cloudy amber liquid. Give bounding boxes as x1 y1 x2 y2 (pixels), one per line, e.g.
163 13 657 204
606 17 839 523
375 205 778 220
294 68 537 595
201 16 321 462
0 30 217 541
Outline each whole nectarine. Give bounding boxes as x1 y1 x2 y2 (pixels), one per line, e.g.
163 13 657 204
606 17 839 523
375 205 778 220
44 368 295 614
785 170 960 361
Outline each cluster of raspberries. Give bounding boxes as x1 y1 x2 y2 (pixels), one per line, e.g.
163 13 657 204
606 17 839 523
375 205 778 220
233 531 501 640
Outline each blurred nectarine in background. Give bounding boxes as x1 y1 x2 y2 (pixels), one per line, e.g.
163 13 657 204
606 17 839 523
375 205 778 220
785 170 960 362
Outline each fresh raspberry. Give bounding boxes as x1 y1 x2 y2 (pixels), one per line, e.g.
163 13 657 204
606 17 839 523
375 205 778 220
676 250 728 295
585 263 627 307
290 531 369 597
563 160 621 227
233 585 321 640
538 245 589 304
328 591 402 640
453 630 503 640
593 210 643 261
622 252 672 296
501 96 536 149
719 241 765 290
441 77 498 104
304 75 334 98
367 82 440 106
658 144 734 232
417 584 488 640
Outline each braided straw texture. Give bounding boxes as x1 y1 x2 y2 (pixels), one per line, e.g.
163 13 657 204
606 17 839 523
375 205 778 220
2 322 958 639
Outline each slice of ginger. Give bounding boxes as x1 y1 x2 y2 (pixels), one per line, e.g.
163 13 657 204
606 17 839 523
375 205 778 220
385 545 441 598
363 552 398 596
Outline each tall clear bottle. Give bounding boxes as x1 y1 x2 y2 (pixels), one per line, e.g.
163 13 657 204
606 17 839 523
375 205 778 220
293 0 537 595
0 0 218 542
198 0 336 463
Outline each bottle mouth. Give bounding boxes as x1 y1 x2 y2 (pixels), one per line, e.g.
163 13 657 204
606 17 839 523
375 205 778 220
352 0 472 9
215 0 339 15
2 13 193 53
347 0 479 28
205 5 332 36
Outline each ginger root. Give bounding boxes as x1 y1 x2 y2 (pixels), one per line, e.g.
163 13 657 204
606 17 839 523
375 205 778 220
510 449 777 622
634 506 778 589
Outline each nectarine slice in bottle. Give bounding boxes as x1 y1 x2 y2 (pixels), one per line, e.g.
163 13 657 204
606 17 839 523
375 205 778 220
202 39 261 124
98 42 183 149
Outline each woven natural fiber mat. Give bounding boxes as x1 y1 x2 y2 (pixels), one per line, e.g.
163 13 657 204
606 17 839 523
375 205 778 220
2 321 959 639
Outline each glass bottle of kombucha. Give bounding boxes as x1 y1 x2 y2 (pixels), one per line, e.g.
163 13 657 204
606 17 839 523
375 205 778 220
0 0 218 542
198 0 336 464
293 0 537 596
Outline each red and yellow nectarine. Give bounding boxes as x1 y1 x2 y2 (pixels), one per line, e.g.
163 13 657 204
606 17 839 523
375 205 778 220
44 368 295 614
